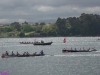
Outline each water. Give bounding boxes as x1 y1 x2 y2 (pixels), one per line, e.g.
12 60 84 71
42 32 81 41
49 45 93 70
0 37 100 75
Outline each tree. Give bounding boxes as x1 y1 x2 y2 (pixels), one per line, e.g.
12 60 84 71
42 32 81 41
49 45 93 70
56 18 67 36
42 25 52 36
79 13 100 36
40 22 45 25
11 22 21 31
35 22 39 25
24 21 28 24
19 32 25 37
22 24 33 32
48 24 58 36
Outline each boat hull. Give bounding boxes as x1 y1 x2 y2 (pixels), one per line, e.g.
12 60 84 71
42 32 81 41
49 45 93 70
1 54 45 58
62 50 91 52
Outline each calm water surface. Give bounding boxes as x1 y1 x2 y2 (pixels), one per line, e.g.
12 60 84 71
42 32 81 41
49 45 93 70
0 37 100 75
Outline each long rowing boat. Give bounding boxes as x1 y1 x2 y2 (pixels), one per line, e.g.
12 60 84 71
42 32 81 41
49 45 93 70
62 48 97 53
1 54 45 58
20 42 34 44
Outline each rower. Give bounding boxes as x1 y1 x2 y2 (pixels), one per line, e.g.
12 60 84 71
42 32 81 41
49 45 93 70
80 48 81 50
75 48 76 51
33 52 37 55
16 51 20 56
26 52 30 56
41 40 44 43
5 51 9 55
88 48 90 51
71 47 72 50
40 50 44 55
12 51 15 56
23 52 26 56
83 47 85 50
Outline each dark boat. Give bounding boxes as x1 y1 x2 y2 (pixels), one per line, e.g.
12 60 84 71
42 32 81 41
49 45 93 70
62 48 97 53
33 42 53 45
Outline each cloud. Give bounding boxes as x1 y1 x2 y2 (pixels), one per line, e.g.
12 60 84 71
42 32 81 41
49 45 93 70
37 6 54 12
0 0 100 23
0 19 9 23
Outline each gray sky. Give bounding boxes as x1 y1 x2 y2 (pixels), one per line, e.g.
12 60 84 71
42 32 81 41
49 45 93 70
0 0 100 23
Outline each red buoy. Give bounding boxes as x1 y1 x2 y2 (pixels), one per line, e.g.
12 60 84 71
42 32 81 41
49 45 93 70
63 38 66 43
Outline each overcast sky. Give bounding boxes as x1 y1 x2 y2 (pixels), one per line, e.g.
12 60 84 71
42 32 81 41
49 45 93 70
0 0 100 23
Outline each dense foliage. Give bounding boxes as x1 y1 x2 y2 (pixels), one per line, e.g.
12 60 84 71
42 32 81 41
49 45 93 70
0 13 100 37
56 13 100 36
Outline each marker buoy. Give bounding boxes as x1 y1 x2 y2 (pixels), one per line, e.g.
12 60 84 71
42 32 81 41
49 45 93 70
63 38 66 43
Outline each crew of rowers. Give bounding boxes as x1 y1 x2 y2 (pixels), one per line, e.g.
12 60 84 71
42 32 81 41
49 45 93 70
5 50 44 56
63 47 91 51
34 40 44 44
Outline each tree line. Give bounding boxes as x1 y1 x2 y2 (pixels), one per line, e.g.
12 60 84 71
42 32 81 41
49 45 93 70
0 13 100 37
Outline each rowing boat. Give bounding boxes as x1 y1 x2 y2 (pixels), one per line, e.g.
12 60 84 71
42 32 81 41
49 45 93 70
20 42 34 44
62 48 97 53
1 54 45 58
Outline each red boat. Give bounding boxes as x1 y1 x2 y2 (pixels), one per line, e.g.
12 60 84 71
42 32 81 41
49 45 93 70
20 42 34 44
